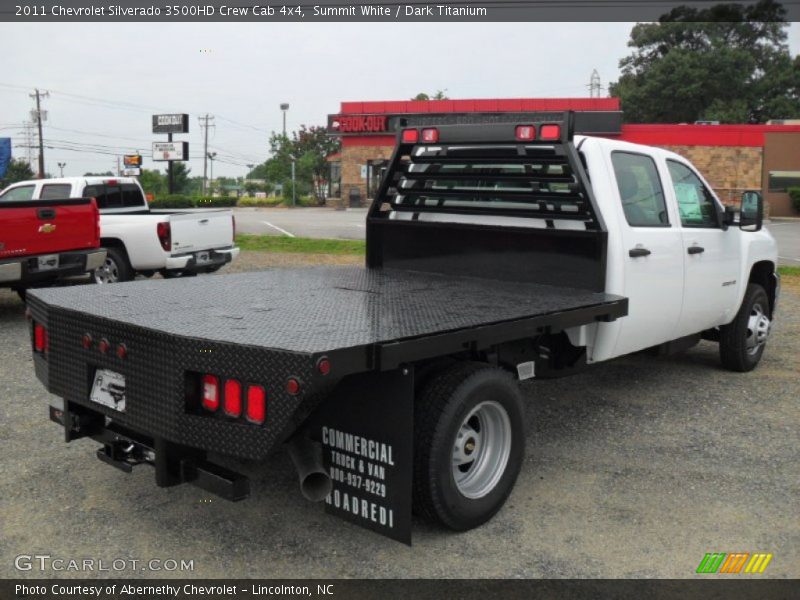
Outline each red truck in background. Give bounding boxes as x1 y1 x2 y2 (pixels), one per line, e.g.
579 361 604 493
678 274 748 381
0 196 106 299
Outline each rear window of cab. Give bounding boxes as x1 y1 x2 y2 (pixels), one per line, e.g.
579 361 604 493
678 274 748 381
83 183 145 209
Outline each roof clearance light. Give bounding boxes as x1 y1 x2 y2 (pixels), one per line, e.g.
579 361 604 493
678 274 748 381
421 128 439 143
401 129 419 144
202 374 220 411
515 125 536 141
224 379 242 417
246 385 266 424
540 124 561 141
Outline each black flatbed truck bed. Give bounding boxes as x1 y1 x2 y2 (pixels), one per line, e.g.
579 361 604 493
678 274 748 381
28 113 629 543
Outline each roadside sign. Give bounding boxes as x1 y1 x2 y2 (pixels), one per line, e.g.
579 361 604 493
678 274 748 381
123 154 142 168
152 114 189 134
152 141 189 161
121 168 141 176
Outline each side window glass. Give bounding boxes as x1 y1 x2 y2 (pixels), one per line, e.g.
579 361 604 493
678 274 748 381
611 152 669 227
121 184 145 208
0 185 36 201
667 161 720 228
40 184 72 200
83 185 122 209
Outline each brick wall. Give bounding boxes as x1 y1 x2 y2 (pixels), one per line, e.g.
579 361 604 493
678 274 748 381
340 144 395 207
661 145 763 206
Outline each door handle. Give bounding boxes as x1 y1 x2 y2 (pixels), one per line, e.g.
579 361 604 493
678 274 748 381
628 247 651 258
37 208 56 219
687 245 705 255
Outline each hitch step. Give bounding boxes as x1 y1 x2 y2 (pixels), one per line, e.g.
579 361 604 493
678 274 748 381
93 430 250 502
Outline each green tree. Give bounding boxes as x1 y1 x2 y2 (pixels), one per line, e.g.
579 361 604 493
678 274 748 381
169 162 192 195
137 169 166 196
1 159 35 189
411 90 449 101
250 125 340 205
83 171 114 176
609 0 800 123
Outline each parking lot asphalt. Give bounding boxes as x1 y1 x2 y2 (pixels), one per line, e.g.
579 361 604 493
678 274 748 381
232 208 800 267
0 255 798 579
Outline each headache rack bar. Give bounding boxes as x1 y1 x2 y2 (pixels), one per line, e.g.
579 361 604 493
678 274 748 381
369 112 604 230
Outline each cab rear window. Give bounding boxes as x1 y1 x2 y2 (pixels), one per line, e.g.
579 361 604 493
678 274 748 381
83 183 145 209
40 184 72 200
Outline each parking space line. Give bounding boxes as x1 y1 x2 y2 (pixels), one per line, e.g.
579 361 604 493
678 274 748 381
779 256 800 262
261 221 296 238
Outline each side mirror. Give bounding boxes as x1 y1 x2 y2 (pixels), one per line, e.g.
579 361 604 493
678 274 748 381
740 191 763 232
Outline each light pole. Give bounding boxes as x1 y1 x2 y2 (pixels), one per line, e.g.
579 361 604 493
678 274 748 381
207 152 217 195
290 155 296 208
57 162 66 177
280 103 289 137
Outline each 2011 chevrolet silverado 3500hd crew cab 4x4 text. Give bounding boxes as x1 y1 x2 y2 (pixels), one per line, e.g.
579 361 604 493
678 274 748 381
27 113 778 544
0 193 105 298
0 176 239 282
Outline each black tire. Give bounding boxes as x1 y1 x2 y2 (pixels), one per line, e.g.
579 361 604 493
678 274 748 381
719 283 771 372
94 246 133 284
413 362 525 531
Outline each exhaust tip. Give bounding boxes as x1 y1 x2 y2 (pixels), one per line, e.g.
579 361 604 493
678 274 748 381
301 472 333 503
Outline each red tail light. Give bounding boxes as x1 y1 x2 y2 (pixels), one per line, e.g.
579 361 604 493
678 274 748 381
34 324 48 353
401 129 419 143
515 125 536 141
224 379 242 417
317 357 331 376
202 374 220 411
82 334 93 349
116 343 127 360
156 222 171 252
246 385 266 424
421 128 439 143
98 338 110 354
539 124 561 141
286 377 300 396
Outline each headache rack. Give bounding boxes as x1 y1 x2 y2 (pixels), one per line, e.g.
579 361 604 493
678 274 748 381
366 112 610 292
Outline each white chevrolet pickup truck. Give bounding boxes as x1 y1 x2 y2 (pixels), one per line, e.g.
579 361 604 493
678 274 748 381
28 116 780 542
0 177 239 283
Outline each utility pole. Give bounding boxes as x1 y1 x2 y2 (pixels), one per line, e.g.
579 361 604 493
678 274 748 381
57 162 66 177
198 114 215 195
29 88 49 178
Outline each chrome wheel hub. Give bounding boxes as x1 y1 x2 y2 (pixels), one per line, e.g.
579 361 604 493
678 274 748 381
452 400 512 499
94 257 119 284
746 302 771 355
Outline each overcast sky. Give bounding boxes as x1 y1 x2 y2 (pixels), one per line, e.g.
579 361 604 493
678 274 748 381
1 22 799 179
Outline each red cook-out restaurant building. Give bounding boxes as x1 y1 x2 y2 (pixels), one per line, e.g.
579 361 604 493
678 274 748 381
326 97 800 216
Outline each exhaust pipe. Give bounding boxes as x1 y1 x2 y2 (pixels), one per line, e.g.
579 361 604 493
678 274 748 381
287 435 332 502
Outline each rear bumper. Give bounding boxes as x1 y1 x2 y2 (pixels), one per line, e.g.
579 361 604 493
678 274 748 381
0 249 106 287
164 246 239 272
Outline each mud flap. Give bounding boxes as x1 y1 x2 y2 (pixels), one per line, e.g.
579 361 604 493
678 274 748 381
306 367 414 544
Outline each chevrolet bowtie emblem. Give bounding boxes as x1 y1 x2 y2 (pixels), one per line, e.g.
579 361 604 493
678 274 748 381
39 223 56 233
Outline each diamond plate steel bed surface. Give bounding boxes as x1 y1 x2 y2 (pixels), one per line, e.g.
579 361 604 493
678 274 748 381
30 266 621 353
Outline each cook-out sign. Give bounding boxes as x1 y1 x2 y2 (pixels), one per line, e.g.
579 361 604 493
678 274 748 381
152 113 189 134
336 115 388 133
